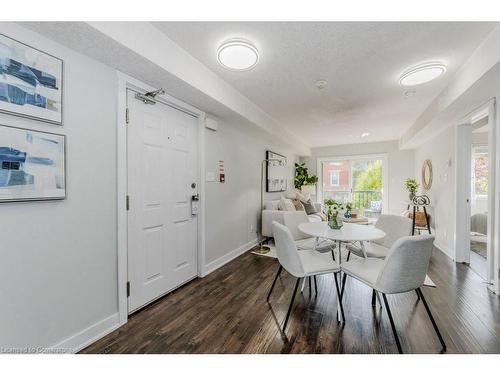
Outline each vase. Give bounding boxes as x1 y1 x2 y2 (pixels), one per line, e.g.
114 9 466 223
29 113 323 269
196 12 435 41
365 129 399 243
328 213 343 229
344 210 352 219
409 192 416 202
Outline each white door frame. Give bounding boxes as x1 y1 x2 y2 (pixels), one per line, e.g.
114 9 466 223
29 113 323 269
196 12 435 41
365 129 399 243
316 153 389 215
116 72 206 324
455 98 499 294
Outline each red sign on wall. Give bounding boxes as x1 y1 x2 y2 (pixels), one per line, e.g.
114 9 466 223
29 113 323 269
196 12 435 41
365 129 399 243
219 160 225 183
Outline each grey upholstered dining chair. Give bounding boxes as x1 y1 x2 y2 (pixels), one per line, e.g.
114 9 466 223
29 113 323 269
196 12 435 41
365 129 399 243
346 214 412 259
283 211 336 295
283 211 335 252
345 214 412 306
341 234 446 354
267 222 344 332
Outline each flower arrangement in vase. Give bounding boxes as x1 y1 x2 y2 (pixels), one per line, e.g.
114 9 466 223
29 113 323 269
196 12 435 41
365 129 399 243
324 199 344 229
343 202 354 219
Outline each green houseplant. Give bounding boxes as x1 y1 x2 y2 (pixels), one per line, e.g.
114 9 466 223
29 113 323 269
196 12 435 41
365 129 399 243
404 178 419 201
294 163 319 190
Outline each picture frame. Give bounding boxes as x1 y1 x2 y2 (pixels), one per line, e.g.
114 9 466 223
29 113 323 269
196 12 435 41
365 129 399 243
266 150 287 192
0 124 66 202
0 33 64 125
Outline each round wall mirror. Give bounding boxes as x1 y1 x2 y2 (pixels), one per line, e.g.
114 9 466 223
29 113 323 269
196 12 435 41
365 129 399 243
422 159 433 190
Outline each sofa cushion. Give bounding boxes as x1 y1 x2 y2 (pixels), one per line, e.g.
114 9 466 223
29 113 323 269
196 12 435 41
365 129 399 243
265 200 280 210
302 199 319 215
307 214 322 223
278 197 296 211
295 190 311 203
292 198 305 211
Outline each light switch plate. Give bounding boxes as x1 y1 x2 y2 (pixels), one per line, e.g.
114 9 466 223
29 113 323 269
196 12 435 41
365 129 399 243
206 172 215 182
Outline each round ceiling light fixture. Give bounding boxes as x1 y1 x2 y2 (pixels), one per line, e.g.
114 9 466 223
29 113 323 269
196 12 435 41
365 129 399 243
399 62 446 86
217 39 259 71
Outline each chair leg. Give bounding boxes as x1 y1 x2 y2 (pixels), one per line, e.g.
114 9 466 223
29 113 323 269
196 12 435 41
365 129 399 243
381 293 403 354
417 288 447 352
346 251 351 262
334 273 345 322
267 265 283 302
300 278 306 293
308 276 312 294
314 275 318 297
340 272 347 300
415 290 421 301
331 249 336 261
371 290 377 307
283 278 301 332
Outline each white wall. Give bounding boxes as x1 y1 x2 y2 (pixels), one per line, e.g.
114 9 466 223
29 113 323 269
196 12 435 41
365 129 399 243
0 24 118 349
414 127 456 257
0 23 298 349
204 119 296 268
302 141 414 215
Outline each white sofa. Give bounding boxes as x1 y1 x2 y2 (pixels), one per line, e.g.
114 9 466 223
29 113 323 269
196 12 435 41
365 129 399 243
262 199 323 238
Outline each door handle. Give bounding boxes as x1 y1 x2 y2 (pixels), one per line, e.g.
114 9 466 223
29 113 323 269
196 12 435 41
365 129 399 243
191 194 199 216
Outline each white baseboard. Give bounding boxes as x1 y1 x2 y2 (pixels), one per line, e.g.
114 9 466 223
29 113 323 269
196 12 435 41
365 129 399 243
51 313 122 353
202 239 258 276
434 240 455 261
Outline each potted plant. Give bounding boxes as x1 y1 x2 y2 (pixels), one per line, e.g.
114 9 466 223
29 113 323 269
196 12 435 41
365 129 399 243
404 178 419 202
324 198 344 229
294 163 319 194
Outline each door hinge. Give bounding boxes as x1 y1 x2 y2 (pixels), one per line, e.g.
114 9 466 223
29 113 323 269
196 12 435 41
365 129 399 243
126 281 130 297
125 107 130 124
126 195 130 211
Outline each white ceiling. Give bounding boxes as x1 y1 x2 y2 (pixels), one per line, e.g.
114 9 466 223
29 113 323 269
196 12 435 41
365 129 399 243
153 22 497 148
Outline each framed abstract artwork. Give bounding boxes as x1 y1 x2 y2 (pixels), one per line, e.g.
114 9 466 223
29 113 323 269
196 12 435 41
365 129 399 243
266 150 287 192
0 33 63 125
0 124 66 202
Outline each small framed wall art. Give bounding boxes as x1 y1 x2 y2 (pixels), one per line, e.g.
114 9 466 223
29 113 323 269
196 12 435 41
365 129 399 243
266 150 287 192
0 33 63 125
0 124 66 202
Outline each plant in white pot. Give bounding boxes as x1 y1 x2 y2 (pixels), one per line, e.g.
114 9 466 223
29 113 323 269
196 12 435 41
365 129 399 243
294 163 318 195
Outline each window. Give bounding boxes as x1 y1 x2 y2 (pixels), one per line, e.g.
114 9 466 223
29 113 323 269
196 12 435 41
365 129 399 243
472 146 488 197
330 170 340 186
319 155 387 219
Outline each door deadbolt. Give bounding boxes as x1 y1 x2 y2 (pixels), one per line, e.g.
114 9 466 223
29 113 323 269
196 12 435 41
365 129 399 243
191 182 196 188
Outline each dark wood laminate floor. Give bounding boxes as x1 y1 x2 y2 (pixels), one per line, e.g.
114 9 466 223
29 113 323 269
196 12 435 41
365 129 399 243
81 248 500 354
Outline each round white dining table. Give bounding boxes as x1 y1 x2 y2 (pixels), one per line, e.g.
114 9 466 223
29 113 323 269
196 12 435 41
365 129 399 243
298 221 386 249
297 221 386 321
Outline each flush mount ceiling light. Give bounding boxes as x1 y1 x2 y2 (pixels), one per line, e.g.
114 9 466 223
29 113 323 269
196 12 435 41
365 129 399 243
361 132 370 138
217 39 259 71
399 62 446 86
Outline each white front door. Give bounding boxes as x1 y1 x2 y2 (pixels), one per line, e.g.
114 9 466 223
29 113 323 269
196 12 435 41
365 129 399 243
127 89 199 313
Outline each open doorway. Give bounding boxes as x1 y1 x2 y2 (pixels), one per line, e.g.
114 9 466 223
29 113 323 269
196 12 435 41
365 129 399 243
456 100 498 292
469 123 489 279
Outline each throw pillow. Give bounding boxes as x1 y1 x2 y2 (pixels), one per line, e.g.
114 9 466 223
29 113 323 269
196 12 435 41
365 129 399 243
278 197 296 211
295 190 311 203
302 199 319 215
291 198 305 211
